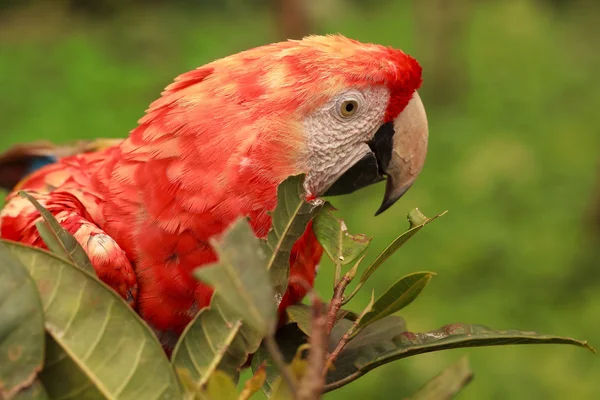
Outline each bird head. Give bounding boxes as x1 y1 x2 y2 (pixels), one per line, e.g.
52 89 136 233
129 34 427 215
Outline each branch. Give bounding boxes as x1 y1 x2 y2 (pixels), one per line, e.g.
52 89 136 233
324 292 374 375
265 334 297 399
297 294 327 400
325 266 356 336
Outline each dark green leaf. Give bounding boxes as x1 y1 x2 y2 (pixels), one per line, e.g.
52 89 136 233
11 379 48 400
195 218 276 335
358 272 434 328
261 175 324 305
251 324 308 397
39 334 104 399
325 320 594 392
269 342 307 400
409 356 473 400
0 244 45 399
19 191 94 274
1 240 182 400
325 316 406 391
358 209 445 285
171 296 262 390
285 304 357 337
313 203 371 266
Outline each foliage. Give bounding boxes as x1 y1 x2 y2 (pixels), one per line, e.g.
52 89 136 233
0 175 594 399
1 3 599 398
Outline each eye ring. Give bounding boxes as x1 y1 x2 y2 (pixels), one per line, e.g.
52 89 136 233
340 99 359 118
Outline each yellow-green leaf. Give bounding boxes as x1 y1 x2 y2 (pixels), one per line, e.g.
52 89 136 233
171 297 258 392
313 203 371 266
409 356 473 400
19 191 94 274
238 364 267 400
1 240 182 400
195 218 276 335
11 379 48 400
0 244 45 400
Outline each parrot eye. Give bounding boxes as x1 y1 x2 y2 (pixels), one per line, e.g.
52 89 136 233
340 100 359 118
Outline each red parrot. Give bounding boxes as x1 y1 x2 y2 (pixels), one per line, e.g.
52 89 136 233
0 35 428 348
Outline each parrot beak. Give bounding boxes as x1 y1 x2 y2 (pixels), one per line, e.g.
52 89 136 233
323 91 428 215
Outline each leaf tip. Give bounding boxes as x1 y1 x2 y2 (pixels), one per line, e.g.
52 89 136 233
583 341 597 354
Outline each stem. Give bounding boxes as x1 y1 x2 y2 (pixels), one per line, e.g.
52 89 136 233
325 273 352 336
340 281 364 306
333 261 342 288
265 334 297 398
324 296 372 375
338 254 365 305
297 295 327 400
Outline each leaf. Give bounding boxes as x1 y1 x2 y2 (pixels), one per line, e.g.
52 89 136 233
171 296 262 389
269 344 308 400
358 272 434 329
261 174 324 305
11 380 49 400
19 191 95 274
324 320 594 392
177 369 238 400
195 218 276 335
409 356 473 400
313 203 371 266
1 240 182 400
285 304 357 337
0 245 45 399
251 324 308 397
358 209 445 286
201 370 238 400
238 363 266 400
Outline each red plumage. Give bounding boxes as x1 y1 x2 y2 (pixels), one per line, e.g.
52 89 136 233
0 35 422 347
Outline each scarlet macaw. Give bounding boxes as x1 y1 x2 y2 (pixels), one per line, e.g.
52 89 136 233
0 35 429 347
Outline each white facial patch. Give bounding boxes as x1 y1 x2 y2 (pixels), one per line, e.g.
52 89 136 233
303 86 390 196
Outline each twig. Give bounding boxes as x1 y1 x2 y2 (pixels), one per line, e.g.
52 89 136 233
325 271 353 336
297 293 327 400
264 334 297 399
323 294 373 375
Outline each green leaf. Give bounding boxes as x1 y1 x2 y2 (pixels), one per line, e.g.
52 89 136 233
251 324 308 397
285 304 357 337
261 174 324 304
202 370 238 400
313 203 371 266
0 245 45 399
358 209 445 286
11 379 49 400
177 369 238 400
358 272 434 328
325 316 406 391
269 344 307 400
171 296 262 390
325 320 594 392
195 218 276 335
1 240 182 400
409 356 473 400
19 191 95 274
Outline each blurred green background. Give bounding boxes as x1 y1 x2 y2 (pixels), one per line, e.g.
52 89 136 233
1 0 599 398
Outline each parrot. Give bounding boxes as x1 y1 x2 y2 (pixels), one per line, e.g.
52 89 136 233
0 34 429 349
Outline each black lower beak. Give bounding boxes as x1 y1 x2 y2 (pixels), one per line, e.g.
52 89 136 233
323 121 402 215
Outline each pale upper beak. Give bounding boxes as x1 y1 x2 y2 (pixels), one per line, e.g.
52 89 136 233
323 91 429 215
